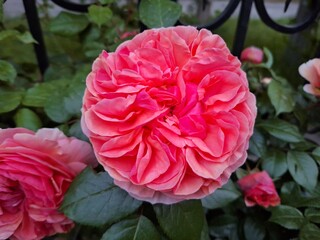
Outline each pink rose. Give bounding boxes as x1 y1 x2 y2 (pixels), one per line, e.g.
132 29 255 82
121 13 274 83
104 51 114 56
237 171 281 208
82 26 257 204
298 58 320 97
0 128 96 240
240 46 264 64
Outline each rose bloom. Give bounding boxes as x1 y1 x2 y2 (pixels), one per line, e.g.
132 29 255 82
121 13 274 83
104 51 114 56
82 26 257 204
240 46 264 64
0 128 96 240
298 58 320 97
237 171 281 208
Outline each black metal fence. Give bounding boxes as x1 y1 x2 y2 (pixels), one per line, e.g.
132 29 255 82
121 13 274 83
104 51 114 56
3 0 320 75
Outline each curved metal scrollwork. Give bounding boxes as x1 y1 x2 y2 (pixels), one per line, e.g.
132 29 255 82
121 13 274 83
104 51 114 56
255 0 320 33
178 0 241 30
51 0 91 13
4 0 319 75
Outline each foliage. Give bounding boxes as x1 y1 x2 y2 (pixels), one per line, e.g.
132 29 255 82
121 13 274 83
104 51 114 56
1 0 320 239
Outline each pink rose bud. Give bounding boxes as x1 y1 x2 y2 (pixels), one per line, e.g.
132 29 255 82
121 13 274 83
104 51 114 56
238 171 281 208
0 128 97 240
120 31 138 40
298 58 320 97
82 26 257 204
240 46 264 64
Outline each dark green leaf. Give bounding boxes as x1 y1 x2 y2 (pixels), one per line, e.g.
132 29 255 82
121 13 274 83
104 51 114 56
14 108 42 131
0 60 17 84
200 217 210 240
269 205 304 230
244 218 265 240
88 5 113 27
202 180 241 209
258 119 304 143
267 80 295 115
299 223 320 240
281 182 320 208
102 216 161 240
49 12 89 36
305 208 320 224
154 200 204 240
139 0 182 28
249 129 267 158
61 167 142 226
208 215 238 239
0 91 22 113
287 151 318 191
262 150 287 178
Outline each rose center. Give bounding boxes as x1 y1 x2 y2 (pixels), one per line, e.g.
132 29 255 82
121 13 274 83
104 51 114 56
0 178 25 214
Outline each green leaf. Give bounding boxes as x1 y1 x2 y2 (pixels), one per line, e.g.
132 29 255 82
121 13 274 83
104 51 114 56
262 150 287 178
88 5 113 27
263 47 273 68
139 0 182 28
16 31 37 44
0 30 19 41
14 108 42 131
49 12 89 36
202 180 241 209
44 90 72 123
0 0 3 22
102 216 161 240
269 205 304 230
287 151 318 191
63 82 85 116
244 218 265 240
22 80 66 107
61 167 142 226
99 0 116 4
299 223 320 240
0 60 17 84
200 218 210 240
258 119 304 143
154 200 204 240
267 80 295 115
305 208 320 224
69 120 88 141
0 91 22 113
249 129 267 158
312 147 320 163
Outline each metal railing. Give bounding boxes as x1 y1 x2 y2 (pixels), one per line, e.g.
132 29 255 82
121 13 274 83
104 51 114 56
3 0 320 75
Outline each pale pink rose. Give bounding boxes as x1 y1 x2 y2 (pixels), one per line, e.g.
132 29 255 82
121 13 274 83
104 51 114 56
238 171 281 208
82 26 257 204
0 128 96 240
240 46 264 64
298 58 320 97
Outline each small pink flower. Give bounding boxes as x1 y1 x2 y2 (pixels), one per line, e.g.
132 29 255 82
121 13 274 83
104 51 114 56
298 58 320 97
238 171 280 208
82 26 257 204
240 46 264 64
0 128 97 240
